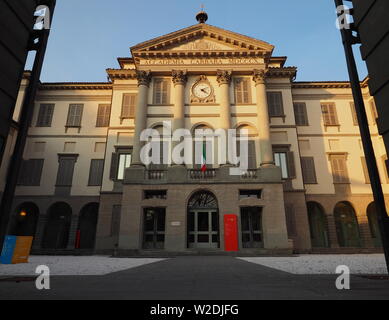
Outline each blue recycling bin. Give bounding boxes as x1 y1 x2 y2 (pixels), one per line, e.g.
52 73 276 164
0 236 17 264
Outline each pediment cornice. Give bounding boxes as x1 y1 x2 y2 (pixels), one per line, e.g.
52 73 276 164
130 24 274 58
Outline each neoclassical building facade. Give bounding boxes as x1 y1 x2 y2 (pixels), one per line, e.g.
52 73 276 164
1 15 387 254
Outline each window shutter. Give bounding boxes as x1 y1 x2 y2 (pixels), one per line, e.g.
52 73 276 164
110 153 119 180
121 94 136 119
330 155 349 183
242 79 250 103
361 157 370 184
30 159 44 186
267 92 284 117
301 157 317 184
37 104 55 127
350 102 358 126
154 79 162 104
67 104 83 127
56 157 76 186
162 80 170 104
248 140 256 169
293 103 308 126
370 100 378 123
321 103 338 126
235 79 243 104
88 159 104 186
17 160 27 185
287 151 296 179
96 104 111 127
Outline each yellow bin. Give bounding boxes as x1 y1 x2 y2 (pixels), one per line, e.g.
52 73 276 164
12 236 33 264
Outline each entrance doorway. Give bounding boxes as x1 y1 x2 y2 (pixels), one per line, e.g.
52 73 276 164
143 208 166 249
307 202 330 248
334 201 361 247
77 203 99 249
240 207 263 248
187 191 219 249
12 202 39 237
367 202 382 248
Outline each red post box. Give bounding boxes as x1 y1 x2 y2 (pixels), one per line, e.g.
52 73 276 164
224 214 238 252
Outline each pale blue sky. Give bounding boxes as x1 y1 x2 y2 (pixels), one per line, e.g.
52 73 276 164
33 0 368 83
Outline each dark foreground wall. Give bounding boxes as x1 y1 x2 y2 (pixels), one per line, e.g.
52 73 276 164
0 0 40 165
353 0 389 166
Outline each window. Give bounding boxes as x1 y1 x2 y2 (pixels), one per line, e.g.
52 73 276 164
96 104 111 127
350 102 358 126
36 104 55 127
237 140 256 169
293 102 309 126
370 100 378 123
321 103 338 126
110 150 132 181
267 92 284 117
382 155 389 183
144 190 167 199
66 104 83 127
153 79 170 104
121 94 136 120
17 159 44 186
88 159 104 186
274 148 296 179
234 78 251 104
329 154 349 184
239 190 262 199
301 157 317 184
361 157 370 184
56 155 78 186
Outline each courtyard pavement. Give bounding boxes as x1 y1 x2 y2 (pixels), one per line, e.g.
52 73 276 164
0 255 388 300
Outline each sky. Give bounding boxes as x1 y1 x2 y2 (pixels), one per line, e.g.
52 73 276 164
32 0 368 83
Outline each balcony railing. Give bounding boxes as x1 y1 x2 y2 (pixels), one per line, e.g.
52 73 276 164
146 170 166 180
188 169 217 180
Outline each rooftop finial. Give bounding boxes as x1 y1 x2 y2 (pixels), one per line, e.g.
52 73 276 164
196 4 208 24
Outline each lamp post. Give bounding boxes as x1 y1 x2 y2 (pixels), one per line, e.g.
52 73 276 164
334 0 389 274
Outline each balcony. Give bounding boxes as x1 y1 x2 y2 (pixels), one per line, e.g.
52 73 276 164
124 165 282 185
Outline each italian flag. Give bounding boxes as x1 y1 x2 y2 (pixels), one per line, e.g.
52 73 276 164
201 143 207 172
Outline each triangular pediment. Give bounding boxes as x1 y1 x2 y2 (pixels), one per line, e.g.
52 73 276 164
130 24 274 55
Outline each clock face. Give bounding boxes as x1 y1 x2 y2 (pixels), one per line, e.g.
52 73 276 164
193 82 212 99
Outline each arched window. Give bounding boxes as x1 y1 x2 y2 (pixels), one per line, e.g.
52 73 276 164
42 202 72 249
77 203 99 249
307 202 329 248
367 202 382 248
192 124 214 169
334 202 361 247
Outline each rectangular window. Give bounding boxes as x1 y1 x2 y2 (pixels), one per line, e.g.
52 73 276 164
382 155 389 183
17 159 44 186
350 102 358 126
330 154 349 184
301 157 317 184
96 104 111 127
153 79 170 104
361 157 370 184
293 102 309 126
66 104 83 127
114 153 131 180
121 94 136 119
88 159 104 186
274 149 296 179
36 104 55 127
274 152 288 179
267 92 284 117
239 190 262 199
321 103 338 126
56 156 77 186
144 190 167 200
234 78 251 104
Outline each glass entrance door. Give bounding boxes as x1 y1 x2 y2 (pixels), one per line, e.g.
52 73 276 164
188 210 219 249
143 208 166 249
241 207 263 248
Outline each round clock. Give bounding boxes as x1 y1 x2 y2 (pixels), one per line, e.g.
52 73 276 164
193 82 212 100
